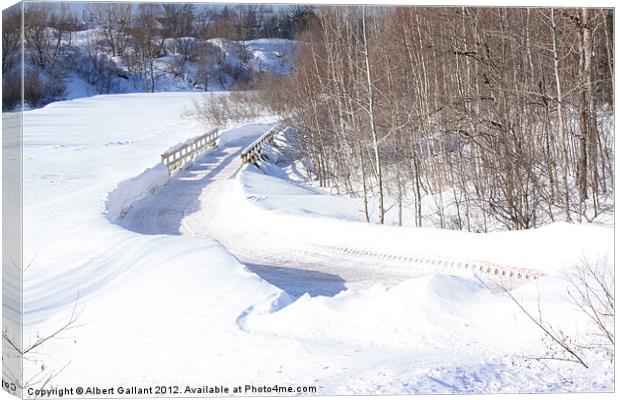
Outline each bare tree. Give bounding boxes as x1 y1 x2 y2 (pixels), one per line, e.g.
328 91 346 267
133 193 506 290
2 6 22 110
255 6 613 230
2 6 21 74
91 2 132 57
24 4 51 69
130 4 163 93
361 6 385 224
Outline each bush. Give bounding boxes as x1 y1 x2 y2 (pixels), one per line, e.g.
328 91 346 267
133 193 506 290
190 91 270 127
23 67 67 108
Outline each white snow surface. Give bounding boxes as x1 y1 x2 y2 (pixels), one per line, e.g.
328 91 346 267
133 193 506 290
4 92 615 395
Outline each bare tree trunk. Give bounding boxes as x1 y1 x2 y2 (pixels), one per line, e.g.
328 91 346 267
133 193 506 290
362 6 385 224
551 9 572 222
601 10 614 107
582 10 599 215
358 142 370 223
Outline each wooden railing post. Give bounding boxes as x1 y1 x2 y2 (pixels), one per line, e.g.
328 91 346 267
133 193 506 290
161 128 219 175
240 127 279 166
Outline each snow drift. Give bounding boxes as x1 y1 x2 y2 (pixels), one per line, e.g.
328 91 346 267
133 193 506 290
233 130 613 278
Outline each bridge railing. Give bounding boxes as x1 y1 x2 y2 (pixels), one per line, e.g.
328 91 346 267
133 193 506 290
161 128 219 175
240 127 278 165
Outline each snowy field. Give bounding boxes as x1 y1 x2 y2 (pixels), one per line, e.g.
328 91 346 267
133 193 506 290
2 92 615 396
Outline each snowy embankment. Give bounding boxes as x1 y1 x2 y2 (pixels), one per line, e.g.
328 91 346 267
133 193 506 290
233 130 613 277
230 128 613 391
104 163 169 221
8 93 614 394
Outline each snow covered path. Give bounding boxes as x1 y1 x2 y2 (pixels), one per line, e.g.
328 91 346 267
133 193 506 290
120 125 428 296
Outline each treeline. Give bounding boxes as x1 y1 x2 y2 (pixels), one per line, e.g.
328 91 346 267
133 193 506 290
259 7 614 231
2 2 315 110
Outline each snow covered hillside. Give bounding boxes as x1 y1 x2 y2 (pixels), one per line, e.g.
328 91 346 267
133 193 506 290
5 24 295 110
4 92 612 396
72 33 295 96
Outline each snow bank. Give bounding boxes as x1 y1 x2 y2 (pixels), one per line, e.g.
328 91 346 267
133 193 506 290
104 163 169 221
242 269 585 347
234 142 614 278
239 265 613 393
243 273 491 347
36 233 287 391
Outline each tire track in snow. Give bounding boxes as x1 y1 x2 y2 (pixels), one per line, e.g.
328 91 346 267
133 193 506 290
317 245 545 285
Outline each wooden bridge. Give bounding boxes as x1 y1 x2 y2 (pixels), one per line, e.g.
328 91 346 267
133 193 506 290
160 125 278 175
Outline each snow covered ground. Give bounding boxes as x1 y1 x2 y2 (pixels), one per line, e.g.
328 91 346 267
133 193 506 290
239 134 613 276
2 92 614 396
